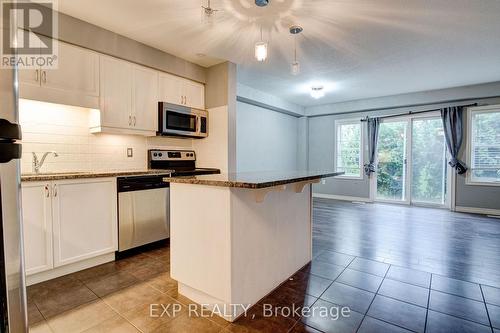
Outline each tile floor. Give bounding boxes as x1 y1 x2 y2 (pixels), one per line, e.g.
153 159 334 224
26 199 500 332
27 244 500 333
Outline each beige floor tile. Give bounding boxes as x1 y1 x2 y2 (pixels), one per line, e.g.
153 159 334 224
29 320 53 333
146 272 178 295
82 315 140 333
151 312 224 333
121 294 186 332
47 299 117 333
103 282 164 314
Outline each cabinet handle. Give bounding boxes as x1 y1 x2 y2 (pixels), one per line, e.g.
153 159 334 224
184 96 187 105
35 69 39 82
128 115 132 126
133 116 136 126
42 71 47 84
45 185 50 197
53 184 57 197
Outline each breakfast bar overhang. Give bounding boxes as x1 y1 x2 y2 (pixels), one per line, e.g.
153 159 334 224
164 171 343 321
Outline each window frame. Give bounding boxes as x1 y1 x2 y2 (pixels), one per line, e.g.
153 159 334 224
466 104 500 186
334 118 364 180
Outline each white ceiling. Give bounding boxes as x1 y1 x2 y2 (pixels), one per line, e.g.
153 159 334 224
57 0 500 107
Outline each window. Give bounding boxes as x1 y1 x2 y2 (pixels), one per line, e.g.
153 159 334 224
335 120 363 178
468 106 500 185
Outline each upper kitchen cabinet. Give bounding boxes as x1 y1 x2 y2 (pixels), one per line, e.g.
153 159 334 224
159 73 205 109
19 39 100 109
90 56 157 136
132 65 158 132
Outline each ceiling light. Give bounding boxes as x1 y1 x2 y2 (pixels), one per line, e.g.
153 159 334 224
255 27 268 62
310 86 325 99
255 0 269 7
201 0 219 24
289 25 303 75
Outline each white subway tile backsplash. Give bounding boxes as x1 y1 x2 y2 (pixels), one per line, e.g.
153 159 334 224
19 99 192 174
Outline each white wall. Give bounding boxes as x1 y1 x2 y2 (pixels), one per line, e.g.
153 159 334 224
19 99 191 174
236 101 299 173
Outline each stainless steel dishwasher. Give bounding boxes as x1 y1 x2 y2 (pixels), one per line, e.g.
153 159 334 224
117 175 170 252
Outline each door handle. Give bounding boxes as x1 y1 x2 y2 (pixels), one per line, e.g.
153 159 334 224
42 71 47 84
35 69 39 82
53 184 57 197
45 185 50 197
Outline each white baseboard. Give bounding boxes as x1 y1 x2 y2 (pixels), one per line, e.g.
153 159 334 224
454 206 500 216
312 193 372 203
26 252 115 286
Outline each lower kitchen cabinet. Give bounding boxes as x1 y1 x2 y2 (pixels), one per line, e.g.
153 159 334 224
21 178 117 276
21 182 53 275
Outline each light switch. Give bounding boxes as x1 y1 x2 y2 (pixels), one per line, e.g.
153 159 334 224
127 148 133 157
321 179 326 185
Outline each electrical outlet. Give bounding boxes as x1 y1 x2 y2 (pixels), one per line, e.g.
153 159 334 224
321 179 326 185
127 148 133 158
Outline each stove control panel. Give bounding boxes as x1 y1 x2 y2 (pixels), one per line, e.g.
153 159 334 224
149 149 196 161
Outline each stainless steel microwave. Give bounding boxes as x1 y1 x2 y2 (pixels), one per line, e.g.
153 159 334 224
158 102 208 138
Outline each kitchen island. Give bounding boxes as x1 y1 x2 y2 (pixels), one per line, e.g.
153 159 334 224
164 171 343 321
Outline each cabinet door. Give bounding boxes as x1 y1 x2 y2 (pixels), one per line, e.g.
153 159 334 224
132 65 158 131
158 73 183 105
183 79 205 109
52 178 117 267
18 68 41 88
43 42 99 97
99 56 133 129
21 182 53 275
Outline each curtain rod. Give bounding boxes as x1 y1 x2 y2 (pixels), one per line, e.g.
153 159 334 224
360 103 477 122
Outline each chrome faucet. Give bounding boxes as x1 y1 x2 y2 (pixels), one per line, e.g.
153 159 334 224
32 151 58 174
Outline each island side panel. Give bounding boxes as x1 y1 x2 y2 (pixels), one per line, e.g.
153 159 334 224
230 184 312 307
169 183 232 304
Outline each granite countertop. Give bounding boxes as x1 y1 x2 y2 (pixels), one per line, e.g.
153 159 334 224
21 169 174 182
163 170 344 189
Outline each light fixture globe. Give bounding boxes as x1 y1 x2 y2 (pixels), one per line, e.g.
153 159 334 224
310 86 325 99
255 41 268 62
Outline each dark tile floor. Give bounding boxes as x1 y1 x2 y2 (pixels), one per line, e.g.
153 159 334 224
27 199 500 333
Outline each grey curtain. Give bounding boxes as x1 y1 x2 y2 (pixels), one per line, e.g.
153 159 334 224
441 106 468 174
364 117 380 176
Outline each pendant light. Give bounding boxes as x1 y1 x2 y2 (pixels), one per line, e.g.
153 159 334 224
201 0 219 25
289 25 303 75
255 26 268 62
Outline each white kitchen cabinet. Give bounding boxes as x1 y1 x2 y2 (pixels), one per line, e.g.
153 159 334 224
21 182 53 275
19 39 100 109
159 73 205 109
132 65 158 132
158 73 184 106
98 55 133 130
21 178 117 276
182 79 205 109
91 56 157 136
51 178 117 267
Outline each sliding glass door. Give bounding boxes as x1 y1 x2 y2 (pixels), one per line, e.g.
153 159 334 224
376 120 408 202
411 117 447 205
374 114 449 207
